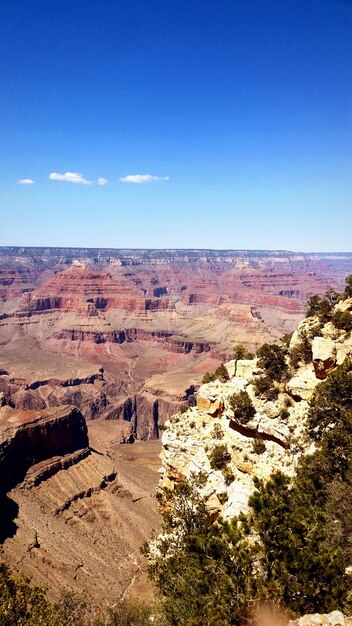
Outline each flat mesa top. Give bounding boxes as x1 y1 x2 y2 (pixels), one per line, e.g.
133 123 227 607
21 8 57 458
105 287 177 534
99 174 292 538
0 404 76 434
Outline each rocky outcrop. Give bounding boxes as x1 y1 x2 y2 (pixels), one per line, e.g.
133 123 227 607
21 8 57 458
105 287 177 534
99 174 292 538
289 612 352 626
312 336 337 379
0 404 89 492
159 298 352 519
54 327 215 354
0 415 161 602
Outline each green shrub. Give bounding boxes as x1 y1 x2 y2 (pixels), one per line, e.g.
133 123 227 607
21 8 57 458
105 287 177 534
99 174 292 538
252 439 266 455
281 332 293 347
290 333 312 368
222 465 235 485
232 344 254 360
256 343 288 381
202 371 216 384
209 444 231 470
214 364 230 382
332 310 352 332
307 358 352 442
229 390 256 424
253 375 279 400
306 289 341 322
202 364 229 384
143 475 259 626
248 357 352 614
279 409 290 421
212 423 224 439
0 563 61 626
344 274 352 299
249 470 348 615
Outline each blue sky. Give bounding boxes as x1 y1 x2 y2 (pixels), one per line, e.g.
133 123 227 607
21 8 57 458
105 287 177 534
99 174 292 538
0 0 351 250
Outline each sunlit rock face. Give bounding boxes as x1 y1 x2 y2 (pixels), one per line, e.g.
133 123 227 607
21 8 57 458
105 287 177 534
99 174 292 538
159 299 352 519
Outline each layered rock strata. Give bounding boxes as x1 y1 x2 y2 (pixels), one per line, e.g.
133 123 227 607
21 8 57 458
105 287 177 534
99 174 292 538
0 404 89 492
0 403 161 601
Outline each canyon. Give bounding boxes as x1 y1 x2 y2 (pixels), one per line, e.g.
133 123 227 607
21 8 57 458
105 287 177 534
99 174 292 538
1 247 352 439
1 248 352 606
0 397 161 601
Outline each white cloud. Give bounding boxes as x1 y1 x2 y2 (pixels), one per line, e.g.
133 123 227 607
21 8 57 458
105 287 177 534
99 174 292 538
49 171 91 185
18 178 35 185
98 177 108 186
118 174 170 184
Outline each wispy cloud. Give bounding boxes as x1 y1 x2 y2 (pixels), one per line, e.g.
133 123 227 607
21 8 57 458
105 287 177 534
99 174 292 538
119 174 170 184
98 177 108 186
49 171 91 185
18 178 35 185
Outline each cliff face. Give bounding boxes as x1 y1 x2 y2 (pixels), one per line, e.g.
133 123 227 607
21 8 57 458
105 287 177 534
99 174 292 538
159 298 352 519
1 249 352 442
0 402 160 601
0 404 89 493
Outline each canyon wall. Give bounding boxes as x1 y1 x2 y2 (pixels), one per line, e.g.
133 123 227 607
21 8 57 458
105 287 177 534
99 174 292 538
1 247 352 439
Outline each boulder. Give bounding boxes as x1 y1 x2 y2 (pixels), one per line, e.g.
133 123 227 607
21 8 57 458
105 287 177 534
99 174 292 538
196 396 224 415
312 336 336 379
289 611 349 626
286 365 320 400
236 359 257 379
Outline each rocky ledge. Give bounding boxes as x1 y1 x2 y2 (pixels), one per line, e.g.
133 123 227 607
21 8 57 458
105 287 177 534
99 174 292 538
0 404 89 493
159 297 352 519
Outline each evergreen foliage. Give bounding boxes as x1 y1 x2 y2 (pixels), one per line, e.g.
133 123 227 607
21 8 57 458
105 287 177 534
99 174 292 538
253 375 279 400
331 310 352 332
202 364 229 384
248 359 352 614
229 390 256 423
232 344 254 360
306 289 341 322
290 333 312 368
209 444 231 470
143 476 259 626
256 343 288 381
0 563 61 626
344 275 352 299
0 563 158 626
214 364 230 382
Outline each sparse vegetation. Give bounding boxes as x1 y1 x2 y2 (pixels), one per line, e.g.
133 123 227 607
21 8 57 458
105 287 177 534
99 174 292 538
280 332 293 347
306 288 341 322
344 275 352 299
229 390 256 424
0 565 157 626
222 465 235 485
214 364 230 382
209 444 231 470
256 343 288 382
202 363 229 384
253 375 279 400
232 344 254 360
252 439 266 455
211 423 224 439
290 333 312 368
202 371 215 384
331 309 352 332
